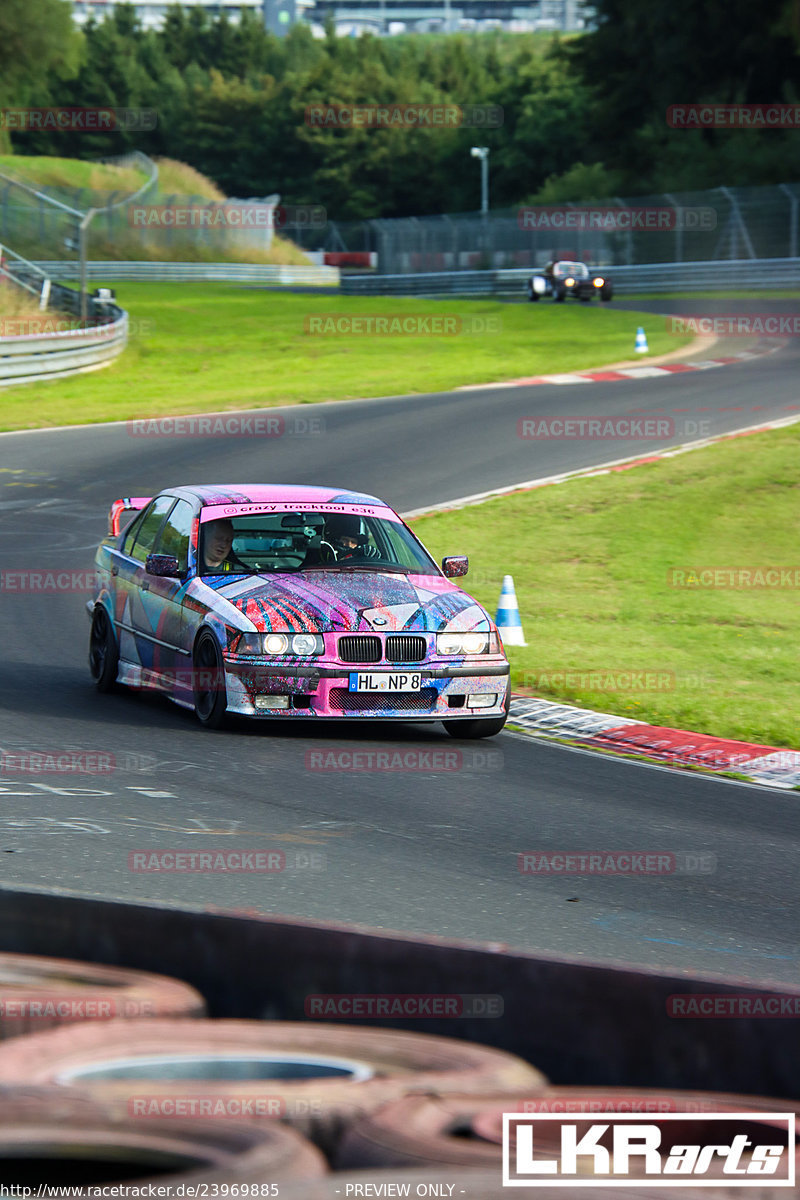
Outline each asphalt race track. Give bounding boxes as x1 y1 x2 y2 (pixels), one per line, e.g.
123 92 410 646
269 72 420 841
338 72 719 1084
1 326 798 985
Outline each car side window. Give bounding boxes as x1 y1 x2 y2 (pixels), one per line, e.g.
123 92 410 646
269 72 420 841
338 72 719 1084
128 497 176 564
154 499 194 574
121 511 146 557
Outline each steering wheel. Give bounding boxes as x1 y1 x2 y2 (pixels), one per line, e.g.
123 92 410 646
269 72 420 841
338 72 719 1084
317 539 338 564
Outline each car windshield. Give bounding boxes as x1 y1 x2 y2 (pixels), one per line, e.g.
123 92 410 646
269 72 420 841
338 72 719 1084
557 261 589 278
198 512 439 576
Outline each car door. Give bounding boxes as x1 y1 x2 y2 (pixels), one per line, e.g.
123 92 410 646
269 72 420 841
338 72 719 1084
112 495 178 679
148 497 197 685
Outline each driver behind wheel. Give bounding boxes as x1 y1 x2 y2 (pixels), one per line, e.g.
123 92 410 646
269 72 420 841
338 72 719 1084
202 518 248 573
325 514 379 561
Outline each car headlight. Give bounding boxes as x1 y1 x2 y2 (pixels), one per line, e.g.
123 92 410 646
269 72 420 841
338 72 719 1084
436 631 491 655
593 277 604 287
290 633 323 656
565 277 575 286
265 632 324 656
236 633 323 656
264 633 290 655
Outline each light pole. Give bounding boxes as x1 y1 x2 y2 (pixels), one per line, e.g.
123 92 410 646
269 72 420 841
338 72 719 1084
470 146 489 216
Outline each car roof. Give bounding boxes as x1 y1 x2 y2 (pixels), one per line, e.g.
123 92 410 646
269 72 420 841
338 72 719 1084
166 485 391 509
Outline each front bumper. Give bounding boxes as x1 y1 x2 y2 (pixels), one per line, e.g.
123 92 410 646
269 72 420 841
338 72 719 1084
221 657 510 719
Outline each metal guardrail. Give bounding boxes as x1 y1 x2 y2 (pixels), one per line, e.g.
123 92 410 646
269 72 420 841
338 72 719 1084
341 257 800 296
0 249 128 387
31 261 340 285
0 314 128 386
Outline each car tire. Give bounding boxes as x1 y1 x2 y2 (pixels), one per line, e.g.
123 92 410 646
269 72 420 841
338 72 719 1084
527 285 539 302
442 683 509 739
0 1019 546 1157
600 283 614 301
336 1091 533 1169
0 952 205 1039
193 631 228 729
88 606 118 693
336 1088 800 1173
0 1084 327 1186
553 287 566 303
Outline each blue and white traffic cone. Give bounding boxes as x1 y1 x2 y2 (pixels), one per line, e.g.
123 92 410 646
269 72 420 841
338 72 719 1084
495 574 527 646
634 326 649 353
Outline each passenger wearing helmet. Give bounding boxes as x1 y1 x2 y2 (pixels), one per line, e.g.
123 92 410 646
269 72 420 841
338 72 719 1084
324 514 380 562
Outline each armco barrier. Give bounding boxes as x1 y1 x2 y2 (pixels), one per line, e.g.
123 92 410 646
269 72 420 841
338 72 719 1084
0 255 129 386
341 256 800 296
0 886 797 1099
31 261 340 286
0 314 128 386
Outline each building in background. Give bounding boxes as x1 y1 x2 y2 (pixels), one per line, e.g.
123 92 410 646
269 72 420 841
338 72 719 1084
70 0 589 32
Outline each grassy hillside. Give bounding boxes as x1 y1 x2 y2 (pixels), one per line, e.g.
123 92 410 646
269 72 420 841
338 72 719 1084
0 154 310 266
0 155 146 194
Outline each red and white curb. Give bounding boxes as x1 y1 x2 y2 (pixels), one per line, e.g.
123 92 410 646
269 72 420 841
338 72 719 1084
458 342 783 390
507 697 800 790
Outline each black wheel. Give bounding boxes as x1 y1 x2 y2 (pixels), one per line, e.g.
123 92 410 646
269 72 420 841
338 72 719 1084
443 684 509 740
193 631 228 729
527 285 539 302
600 283 614 302
88 607 118 693
553 287 566 303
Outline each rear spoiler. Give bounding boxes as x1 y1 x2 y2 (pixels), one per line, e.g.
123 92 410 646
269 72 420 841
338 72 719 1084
108 496 151 537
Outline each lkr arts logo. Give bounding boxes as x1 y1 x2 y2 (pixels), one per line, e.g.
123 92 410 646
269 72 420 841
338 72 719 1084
502 1113 796 1187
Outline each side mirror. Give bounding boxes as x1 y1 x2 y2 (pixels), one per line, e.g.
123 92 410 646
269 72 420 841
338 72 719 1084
442 555 469 578
146 553 182 578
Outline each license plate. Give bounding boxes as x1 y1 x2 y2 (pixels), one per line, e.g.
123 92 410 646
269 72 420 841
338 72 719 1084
348 672 423 693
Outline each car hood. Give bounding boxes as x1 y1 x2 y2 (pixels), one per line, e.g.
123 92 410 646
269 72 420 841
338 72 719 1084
206 570 491 634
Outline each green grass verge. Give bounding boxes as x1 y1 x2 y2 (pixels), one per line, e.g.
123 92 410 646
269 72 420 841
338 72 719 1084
0 285 690 431
409 422 800 748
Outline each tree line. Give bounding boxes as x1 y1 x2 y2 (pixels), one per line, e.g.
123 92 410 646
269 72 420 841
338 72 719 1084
1 0 799 219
